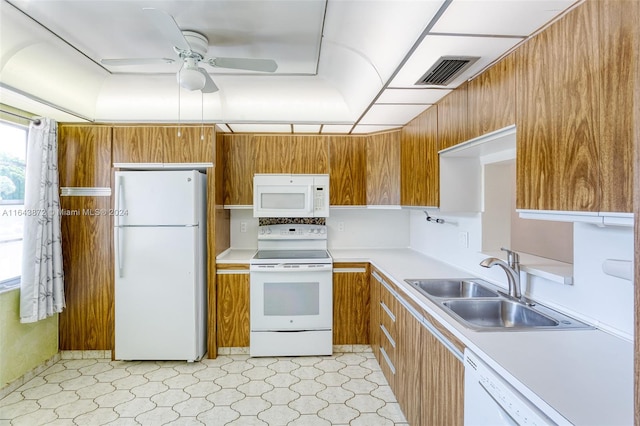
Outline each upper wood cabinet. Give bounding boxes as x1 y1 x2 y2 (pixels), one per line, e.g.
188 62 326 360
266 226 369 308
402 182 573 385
366 131 401 205
254 135 329 174
515 2 600 211
467 53 517 140
329 136 367 206
596 0 636 213
400 107 439 207
437 82 469 151
112 125 214 164
222 134 255 206
58 125 112 187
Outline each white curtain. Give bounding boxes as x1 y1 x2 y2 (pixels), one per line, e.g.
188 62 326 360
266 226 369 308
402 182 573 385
20 118 65 323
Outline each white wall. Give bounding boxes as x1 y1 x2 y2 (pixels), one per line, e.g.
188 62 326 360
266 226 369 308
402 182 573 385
229 208 410 250
408 210 635 339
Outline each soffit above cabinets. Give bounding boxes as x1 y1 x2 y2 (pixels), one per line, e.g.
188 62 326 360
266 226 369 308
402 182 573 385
0 0 578 132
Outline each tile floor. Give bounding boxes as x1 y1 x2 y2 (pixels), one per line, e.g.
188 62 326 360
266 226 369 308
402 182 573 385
0 348 408 425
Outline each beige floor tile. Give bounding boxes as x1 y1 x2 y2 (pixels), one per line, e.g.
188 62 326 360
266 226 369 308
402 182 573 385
1 345 408 425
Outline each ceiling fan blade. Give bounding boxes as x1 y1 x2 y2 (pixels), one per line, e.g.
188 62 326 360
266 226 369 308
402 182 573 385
207 57 278 73
198 68 219 93
101 58 175 66
143 7 191 51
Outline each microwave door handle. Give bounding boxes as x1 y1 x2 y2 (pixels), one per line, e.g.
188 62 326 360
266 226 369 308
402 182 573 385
308 185 314 215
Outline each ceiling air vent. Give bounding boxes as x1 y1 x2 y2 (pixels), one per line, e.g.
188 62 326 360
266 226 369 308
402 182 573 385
416 56 480 86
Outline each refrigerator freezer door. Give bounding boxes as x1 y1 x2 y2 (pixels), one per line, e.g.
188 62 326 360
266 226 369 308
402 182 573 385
115 226 204 361
115 170 200 226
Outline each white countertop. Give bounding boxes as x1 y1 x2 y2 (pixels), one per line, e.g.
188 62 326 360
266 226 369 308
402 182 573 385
217 247 633 425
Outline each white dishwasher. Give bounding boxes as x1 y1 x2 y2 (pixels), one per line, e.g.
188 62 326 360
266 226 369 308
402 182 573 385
464 349 561 426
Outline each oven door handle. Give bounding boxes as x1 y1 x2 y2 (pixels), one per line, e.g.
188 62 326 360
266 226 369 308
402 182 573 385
251 263 333 272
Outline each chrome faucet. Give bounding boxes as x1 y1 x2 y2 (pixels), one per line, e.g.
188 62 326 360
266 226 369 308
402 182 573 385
480 248 522 301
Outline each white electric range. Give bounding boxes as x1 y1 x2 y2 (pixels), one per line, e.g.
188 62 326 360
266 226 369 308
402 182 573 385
249 223 333 357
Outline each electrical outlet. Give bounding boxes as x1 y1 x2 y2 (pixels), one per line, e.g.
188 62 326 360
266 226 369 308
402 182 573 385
240 222 247 233
338 221 345 232
458 231 469 248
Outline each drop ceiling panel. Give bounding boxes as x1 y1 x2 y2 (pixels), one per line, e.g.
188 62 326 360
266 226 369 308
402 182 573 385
293 124 321 133
431 0 578 36
228 123 291 133
390 35 522 88
359 104 428 126
8 0 326 75
377 88 452 104
321 125 353 134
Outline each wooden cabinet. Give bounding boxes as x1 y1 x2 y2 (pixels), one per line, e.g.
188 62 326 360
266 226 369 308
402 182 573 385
437 82 469 151
366 132 401 205
596 0 636 213
329 136 367 206
333 263 369 345
515 3 600 212
255 135 329 174
112 125 214 164
369 267 465 425
58 124 115 351
59 196 113 351
221 134 256 206
215 265 250 348
400 107 439 207
58 125 112 187
420 320 464 426
467 53 516 140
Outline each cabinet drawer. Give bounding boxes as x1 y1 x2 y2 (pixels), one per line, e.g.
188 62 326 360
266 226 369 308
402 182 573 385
379 299 397 337
379 323 396 362
379 345 396 385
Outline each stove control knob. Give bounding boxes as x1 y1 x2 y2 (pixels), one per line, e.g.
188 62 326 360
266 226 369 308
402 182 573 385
266 228 272 234
319 228 326 234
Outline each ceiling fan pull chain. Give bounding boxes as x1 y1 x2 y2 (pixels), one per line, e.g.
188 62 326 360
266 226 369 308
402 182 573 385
201 91 204 141
177 82 181 138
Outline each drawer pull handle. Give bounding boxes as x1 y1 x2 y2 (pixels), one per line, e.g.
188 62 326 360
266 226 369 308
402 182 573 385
380 301 396 322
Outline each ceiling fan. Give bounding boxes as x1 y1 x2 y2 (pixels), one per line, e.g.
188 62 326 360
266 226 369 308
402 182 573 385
101 8 278 93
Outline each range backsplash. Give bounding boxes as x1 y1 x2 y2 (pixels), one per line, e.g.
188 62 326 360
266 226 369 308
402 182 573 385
258 217 326 226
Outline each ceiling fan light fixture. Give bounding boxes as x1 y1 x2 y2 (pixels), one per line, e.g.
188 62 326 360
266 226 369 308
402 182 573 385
178 59 206 91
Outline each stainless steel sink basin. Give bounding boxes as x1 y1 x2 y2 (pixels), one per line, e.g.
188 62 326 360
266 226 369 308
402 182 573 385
405 278 500 298
442 299 558 329
404 277 593 331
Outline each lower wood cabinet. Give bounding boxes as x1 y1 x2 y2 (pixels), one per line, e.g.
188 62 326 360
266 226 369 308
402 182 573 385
215 265 250 348
332 263 370 345
370 267 464 426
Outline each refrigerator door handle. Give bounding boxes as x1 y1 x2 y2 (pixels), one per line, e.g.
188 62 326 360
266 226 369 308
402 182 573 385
117 175 125 227
116 227 124 278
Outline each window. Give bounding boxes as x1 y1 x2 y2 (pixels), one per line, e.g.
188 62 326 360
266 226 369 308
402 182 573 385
0 121 27 289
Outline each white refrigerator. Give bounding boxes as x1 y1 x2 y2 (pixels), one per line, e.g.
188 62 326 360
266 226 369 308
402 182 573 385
114 170 207 362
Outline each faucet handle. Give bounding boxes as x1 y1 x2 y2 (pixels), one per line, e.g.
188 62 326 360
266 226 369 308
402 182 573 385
500 247 520 265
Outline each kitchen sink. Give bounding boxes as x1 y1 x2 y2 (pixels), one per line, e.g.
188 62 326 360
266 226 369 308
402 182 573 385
442 299 558 329
405 278 593 331
405 278 499 298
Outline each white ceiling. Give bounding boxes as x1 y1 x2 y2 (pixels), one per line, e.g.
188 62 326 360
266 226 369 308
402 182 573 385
0 0 578 133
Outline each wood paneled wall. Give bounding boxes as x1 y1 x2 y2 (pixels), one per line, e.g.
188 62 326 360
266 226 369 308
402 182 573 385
632 0 640 422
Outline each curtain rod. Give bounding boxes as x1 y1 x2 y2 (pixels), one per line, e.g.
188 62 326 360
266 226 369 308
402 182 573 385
0 109 41 125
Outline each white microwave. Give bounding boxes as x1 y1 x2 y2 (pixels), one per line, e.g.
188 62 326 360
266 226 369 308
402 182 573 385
253 174 330 218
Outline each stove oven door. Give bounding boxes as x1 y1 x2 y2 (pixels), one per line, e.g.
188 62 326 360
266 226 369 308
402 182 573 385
250 264 333 331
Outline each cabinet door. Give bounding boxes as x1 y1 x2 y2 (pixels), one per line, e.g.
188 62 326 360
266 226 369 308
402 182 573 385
58 125 112 187
597 0 636 213
395 302 422 426
420 324 464 426
255 135 329 174
333 263 369 345
329 136 367 206
467 53 516 140
437 82 469 151
366 132 401 205
59 196 113 350
515 3 600 211
112 127 164 164
401 107 439 207
162 126 215 163
216 268 250 347
222 134 256 205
